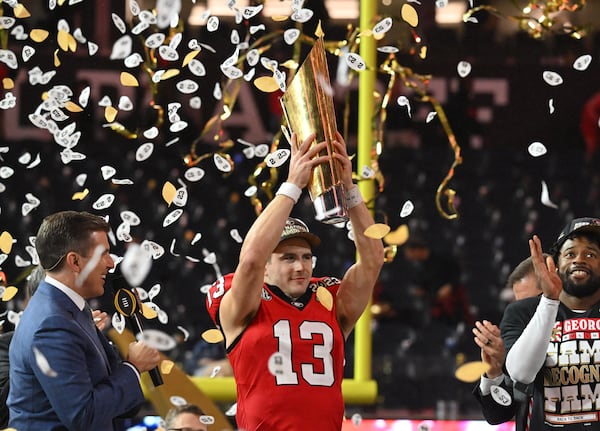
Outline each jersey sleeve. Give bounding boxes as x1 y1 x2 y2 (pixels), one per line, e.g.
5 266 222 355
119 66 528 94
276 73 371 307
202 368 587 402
205 273 234 327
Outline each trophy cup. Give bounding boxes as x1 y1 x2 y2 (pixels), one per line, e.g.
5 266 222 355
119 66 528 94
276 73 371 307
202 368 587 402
280 37 348 224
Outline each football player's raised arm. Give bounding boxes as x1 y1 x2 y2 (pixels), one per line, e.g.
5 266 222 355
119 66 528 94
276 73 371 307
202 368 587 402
332 134 385 338
218 133 328 338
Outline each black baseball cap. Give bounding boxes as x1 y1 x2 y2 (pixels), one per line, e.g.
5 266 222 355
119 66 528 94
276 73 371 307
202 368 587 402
279 218 320 248
553 217 600 253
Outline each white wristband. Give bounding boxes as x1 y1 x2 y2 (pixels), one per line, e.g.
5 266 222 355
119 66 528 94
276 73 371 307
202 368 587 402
346 186 363 209
276 182 302 204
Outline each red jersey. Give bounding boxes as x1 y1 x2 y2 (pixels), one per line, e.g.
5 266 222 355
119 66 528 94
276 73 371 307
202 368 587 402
206 273 345 431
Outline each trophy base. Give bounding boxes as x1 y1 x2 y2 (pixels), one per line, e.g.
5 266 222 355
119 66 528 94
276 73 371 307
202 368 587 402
313 184 348 224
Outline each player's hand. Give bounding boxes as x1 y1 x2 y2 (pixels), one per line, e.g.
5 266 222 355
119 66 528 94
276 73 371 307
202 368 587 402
331 131 353 189
529 235 561 300
286 132 329 189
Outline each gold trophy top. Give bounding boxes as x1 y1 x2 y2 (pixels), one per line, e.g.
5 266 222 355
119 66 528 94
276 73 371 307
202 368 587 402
280 37 343 200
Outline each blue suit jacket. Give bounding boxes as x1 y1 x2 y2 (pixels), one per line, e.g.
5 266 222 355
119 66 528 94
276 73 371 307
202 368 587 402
8 280 144 430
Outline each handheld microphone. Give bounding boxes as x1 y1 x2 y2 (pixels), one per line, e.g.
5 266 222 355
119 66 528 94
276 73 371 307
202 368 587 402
112 275 163 387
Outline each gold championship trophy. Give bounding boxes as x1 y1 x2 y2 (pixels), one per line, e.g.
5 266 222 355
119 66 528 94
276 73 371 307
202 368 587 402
280 37 348 224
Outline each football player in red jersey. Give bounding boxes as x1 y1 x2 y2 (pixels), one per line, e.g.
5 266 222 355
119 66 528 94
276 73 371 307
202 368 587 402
206 132 384 431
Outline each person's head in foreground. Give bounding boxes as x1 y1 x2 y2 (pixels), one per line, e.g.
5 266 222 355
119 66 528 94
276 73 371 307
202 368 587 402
164 403 209 431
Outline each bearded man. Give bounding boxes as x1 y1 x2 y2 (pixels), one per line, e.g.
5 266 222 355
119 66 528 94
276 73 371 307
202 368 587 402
501 218 600 430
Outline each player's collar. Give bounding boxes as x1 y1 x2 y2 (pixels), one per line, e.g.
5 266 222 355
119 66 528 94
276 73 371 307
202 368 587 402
266 283 312 309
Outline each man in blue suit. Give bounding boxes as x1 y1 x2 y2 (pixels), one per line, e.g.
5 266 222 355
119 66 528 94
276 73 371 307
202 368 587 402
8 211 160 430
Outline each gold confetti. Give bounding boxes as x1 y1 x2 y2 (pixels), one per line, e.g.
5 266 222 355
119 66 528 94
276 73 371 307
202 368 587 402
279 59 298 70
72 188 89 201
455 361 490 383
419 46 427 59
54 49 61 67
57 29 71 51
14 4 31 18
271 15 289 22
104 106 118 122
160 69 180 81
254 76 280 93
162 181 177 205
65 101 83 113
30 29 49 43
401 3 419 27
383 224 409 246
141 302 158 319
182 50 200 68
383 245 397 263
316 286 333 311
363 223 391 239
2 286 18 302
0 231 14 254
120 72 139 87
2 78 14 90
202 328 224 344
161 359 175 374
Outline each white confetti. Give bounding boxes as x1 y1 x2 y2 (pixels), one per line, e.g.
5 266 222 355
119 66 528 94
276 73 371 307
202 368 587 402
244 185 257 197
345 52 366 72
191 233 202 245
426 111 437 123
176 79 199 94
351 413 362 426
373 17 393 35
177 325 190 341
265 149 290 167
542 71 563 86
120 210 140 226
112 312 125 334
213 153 232 172
573 54 592 71
528 142 547 157
92 193 115 210
200 415 215 425
457 61 471 78
377 46 399 54
540 180 558 209
230 229 243 243
141 240 165 260
284 28 300 45
136 143 154 162
33 346 57 377
163 209 183 227
396 96 411 118
170 395 187 407
225 403 237 416
208 364 222 378
184 167 205 182
400 200 414 217
121 243 153 287
110 35 132 60
172 187 188 207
